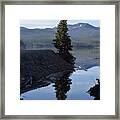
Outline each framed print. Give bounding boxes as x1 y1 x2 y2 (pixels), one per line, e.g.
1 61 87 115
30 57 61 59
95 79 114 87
0 0 119 119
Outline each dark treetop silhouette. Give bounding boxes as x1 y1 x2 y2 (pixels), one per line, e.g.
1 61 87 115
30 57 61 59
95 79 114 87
87 79 100 100
53 20 72 54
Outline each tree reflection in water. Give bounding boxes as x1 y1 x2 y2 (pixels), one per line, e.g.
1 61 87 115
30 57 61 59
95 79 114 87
53 72 72 100
53 52 75 100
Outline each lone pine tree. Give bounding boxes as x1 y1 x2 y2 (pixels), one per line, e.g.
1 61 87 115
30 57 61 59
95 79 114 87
53 20 73 55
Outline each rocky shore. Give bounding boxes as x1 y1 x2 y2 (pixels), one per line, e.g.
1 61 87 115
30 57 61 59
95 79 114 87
20 50 74 94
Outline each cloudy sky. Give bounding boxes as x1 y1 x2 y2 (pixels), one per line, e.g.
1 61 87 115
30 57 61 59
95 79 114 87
20 20 99 29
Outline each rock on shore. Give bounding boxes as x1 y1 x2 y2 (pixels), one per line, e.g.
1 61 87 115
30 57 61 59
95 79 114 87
20 50 74 91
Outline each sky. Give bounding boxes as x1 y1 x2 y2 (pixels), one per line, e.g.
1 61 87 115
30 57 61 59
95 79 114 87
20 20 100 29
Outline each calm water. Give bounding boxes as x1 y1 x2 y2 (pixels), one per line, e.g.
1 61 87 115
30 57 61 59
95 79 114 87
21 66 100 100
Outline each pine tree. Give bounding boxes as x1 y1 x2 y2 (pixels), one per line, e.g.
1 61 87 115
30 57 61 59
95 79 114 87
53 20 72 55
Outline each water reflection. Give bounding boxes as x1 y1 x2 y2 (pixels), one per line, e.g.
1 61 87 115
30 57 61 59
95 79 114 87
53 52 75 100
20 51 75 98
20 50 100 100
53 71 72 100
21 66 100 100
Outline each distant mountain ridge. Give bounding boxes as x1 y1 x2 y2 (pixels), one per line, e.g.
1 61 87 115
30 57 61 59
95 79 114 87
20 23 100 49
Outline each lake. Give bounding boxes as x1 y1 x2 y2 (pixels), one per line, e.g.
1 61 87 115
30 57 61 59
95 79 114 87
21 66 100 100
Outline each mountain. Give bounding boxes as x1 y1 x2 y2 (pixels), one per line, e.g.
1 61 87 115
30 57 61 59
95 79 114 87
20 23 100 49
